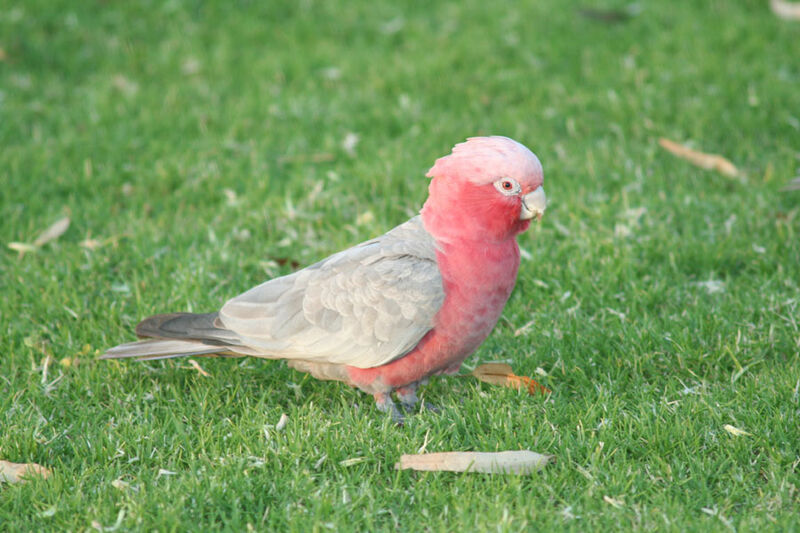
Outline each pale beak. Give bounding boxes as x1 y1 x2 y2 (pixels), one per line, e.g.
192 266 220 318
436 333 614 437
520 187 546 221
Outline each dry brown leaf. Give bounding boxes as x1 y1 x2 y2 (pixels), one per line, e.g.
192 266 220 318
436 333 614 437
395 450 553 474
658 138 740 178
0 460 51 483
771 0 800 19
33 217 70 247
472 363 551 394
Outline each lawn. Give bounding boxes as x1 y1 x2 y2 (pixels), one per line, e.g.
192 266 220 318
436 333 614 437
2 0 799 530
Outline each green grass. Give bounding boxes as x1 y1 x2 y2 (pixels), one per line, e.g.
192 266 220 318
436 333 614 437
2 0 799 530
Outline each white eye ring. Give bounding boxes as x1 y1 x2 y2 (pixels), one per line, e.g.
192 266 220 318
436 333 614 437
494 178 521 196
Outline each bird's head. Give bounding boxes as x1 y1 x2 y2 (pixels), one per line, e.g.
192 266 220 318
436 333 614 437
421 136 545 243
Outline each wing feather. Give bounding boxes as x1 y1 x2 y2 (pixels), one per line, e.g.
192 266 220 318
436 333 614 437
219 216 444 368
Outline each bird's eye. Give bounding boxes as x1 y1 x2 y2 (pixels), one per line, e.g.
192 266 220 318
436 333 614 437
493 178 521 196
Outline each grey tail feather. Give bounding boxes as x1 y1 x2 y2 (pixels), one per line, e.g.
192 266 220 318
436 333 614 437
135 312 238 345
99 339 227 361
101 311 244 361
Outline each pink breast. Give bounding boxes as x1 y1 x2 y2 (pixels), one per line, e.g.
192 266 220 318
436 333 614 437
346 238 520 393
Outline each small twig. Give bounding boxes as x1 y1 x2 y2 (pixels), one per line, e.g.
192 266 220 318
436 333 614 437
188 359 210 377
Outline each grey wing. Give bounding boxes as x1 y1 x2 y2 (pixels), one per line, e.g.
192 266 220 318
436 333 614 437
218 216 445 368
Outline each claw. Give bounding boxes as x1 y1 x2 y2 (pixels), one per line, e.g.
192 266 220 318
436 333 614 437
397 390 420 412
374 392 405 425
396 383 422 412
396 385 440 415
420 402 440 414
376 384 437 423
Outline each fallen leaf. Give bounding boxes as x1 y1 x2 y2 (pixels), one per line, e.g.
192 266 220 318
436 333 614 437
771 0 800 20
471 363 551 394
659 138 741 178
33 217 70 246
0 47 6 61
395 450 553 474
723 424 752 437
0 460 51 483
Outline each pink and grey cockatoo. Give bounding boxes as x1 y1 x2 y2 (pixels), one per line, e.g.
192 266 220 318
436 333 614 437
102 136 546 421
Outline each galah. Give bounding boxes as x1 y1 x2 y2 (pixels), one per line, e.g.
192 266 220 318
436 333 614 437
102 136 546 421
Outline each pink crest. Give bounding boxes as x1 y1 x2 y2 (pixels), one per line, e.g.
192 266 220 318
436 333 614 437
425 136 542 185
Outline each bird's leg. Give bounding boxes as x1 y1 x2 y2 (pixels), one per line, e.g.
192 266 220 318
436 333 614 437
374 392 405 424
396 382 440 414
395 383 420 411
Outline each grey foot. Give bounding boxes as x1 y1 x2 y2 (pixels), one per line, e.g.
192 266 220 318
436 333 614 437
397 389 420 412
374 393 405 425
396 384 440 414
420 402 440 414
